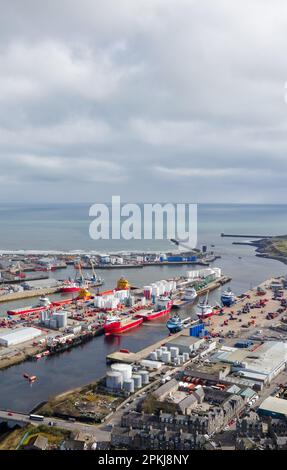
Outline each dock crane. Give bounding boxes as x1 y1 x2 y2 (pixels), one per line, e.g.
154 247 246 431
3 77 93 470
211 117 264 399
90 259 98 283
74 261 85 286
89 259 103 286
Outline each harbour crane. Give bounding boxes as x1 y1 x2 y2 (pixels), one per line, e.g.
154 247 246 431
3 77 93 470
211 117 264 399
90 259 98 283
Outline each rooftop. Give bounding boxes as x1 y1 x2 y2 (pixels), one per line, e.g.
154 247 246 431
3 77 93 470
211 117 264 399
168 336 203 347
217 341 287 377
0 327 42 342
259 396 287 416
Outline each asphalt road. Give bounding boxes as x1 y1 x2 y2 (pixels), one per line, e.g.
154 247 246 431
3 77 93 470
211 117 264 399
0 409 110 441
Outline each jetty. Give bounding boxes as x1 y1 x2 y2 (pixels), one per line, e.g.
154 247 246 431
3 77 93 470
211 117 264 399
0 286 60 303
106 329 190 364
221 233 271 238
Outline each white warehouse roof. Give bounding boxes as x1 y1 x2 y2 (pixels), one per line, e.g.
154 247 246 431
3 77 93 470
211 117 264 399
0 327 42 347
259 396 287 417
220 341 287 379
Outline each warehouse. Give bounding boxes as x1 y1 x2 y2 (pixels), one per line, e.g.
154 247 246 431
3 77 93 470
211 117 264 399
167 336 204 354
0 327 42 347
177 394 197 415
153 379 178 400
215 341 287 384
258 397 287 419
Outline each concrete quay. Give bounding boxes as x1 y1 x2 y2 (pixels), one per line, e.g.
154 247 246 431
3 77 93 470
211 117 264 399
106 328 190 364
0 286 60 303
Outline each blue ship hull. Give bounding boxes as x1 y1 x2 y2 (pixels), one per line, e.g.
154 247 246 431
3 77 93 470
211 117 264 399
167 324 183 334
221 296 235 307
166 317 183 334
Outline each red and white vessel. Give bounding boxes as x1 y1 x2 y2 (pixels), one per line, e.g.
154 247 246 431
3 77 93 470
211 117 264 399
7 296 51 316
196 295 219 320
60 282 81 293
135 297 173 321
104 314 143 335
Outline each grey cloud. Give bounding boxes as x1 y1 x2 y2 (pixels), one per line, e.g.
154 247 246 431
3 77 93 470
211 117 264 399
0 0 286 202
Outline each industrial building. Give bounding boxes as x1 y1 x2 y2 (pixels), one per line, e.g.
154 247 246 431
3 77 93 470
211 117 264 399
213 341 287 385
258 397 287 419
0 327 42 347
167 336 204 354
153 379 178 400
184 362 231 382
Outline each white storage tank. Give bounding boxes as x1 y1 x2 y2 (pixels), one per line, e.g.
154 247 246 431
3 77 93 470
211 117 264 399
162 351 171 363
53 311 68 328
170 346 179 358
183 352 190 362
123 379 135 393
41 310 50 323
111 363 132 381
155 348 162 359
178 355 184 365
149 351 157 361
132 374 142 389
49 319 58 329
138 370 149 385
106 371 123 390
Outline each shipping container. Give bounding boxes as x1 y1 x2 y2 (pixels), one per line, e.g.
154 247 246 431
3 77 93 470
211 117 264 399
189 323 204 337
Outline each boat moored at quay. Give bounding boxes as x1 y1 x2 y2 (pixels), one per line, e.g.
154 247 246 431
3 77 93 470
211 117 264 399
221 288 236 307
104 314 143 335
135 297 173 321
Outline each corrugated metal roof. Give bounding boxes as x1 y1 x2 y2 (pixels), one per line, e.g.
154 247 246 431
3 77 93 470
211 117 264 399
0 327 42 344
237 371 267 382
226 384 241 394
259 397 287 415
239 387 256 399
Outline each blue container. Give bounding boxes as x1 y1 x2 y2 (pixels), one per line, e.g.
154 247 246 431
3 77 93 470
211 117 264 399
235 340 253 348
186 256 197 262
190 323 204 337
167 256 183 262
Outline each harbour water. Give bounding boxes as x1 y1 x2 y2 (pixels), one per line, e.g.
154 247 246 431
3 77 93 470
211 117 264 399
0 204 287 412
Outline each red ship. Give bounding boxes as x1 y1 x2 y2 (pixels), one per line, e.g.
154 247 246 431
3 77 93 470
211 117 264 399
135 297 173 321
7 305 47 316
7 296 52 316
60 282 81 293
104 314 143 335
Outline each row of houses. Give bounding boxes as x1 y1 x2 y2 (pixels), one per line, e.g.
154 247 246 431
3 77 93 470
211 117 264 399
112 392 245 449
111 426 203 450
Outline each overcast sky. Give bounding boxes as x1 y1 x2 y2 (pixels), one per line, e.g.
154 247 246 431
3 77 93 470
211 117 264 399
1 0 287 203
